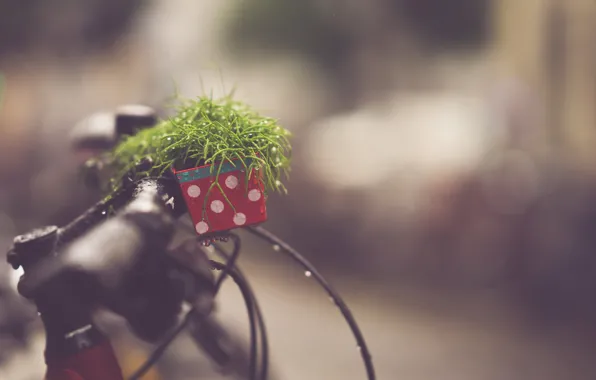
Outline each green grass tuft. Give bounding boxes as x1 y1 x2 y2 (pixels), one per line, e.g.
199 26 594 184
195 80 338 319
107 95 292 194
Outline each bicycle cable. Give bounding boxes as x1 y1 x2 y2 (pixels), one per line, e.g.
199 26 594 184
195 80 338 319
209 259 262 380
128 233 242 380
212 240 269 380
179 219 376 380
246 225 376 380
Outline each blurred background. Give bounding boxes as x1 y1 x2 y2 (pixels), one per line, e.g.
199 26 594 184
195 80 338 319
2 0 596 379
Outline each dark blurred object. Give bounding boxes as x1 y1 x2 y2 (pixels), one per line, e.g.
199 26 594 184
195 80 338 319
399 0 490 50
228 0 490 62
226 0 355 71
115 105 157 137
0 279 35 363
71 112 117 151
71 105 157 151
511 173 596 330
71 105 158 191
0 0 145 58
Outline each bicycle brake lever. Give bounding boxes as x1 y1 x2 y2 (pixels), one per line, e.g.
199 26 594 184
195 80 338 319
161 237 249 374
166 239 215 311
186 315 236 370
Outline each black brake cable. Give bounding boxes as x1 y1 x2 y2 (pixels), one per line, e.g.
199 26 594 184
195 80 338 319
209 257 263 380
211 239 257 380
246 225 376 380
213 241 269 380
180 220 375 380
128 233 242 380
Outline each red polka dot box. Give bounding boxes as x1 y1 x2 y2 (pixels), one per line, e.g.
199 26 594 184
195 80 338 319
173 158 267 236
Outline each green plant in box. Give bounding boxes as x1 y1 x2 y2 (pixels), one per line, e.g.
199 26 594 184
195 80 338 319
107 95 292 197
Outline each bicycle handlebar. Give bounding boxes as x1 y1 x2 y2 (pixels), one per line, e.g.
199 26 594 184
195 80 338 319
18 182 173 299
6 178 237 380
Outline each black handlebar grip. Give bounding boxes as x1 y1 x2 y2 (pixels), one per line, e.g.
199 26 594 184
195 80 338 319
63 181 183 342
15 179 185 343
64 182 174 291
18 181 172 296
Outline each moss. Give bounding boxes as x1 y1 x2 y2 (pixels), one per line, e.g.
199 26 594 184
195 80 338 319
106 94 292 194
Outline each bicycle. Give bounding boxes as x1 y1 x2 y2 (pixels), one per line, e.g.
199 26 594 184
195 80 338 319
5 104 376 380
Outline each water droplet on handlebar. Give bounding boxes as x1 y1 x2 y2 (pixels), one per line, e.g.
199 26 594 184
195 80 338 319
101 211 106 215
272 244 280 251
304 271 312 277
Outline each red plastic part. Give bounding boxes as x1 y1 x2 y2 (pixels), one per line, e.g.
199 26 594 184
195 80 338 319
44 340 124 380
174 161 268 236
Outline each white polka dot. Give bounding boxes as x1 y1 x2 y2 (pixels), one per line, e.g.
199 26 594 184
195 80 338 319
195 221 209 234
187 185 201 198
225 175 238 189
233 213 247 226
248 189 262 202
210 200 224 213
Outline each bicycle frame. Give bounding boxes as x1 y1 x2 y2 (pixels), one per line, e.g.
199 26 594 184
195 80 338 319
10 226 126 380
45 340 123 380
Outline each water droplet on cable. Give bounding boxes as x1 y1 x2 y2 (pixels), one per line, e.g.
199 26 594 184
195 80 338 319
304 271 312 277
357 346 362 353
272 244 280 251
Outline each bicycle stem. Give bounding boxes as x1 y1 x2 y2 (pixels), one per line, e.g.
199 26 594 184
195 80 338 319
11 226 124 380
8 179 176 380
